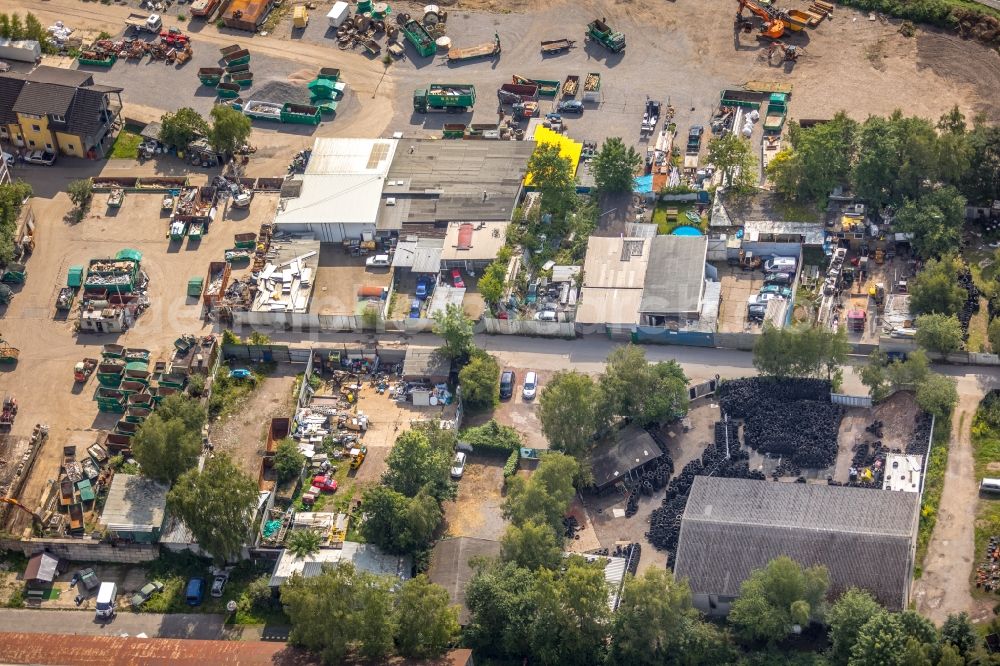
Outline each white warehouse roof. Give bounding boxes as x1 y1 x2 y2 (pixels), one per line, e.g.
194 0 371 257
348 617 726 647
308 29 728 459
275 138 398 228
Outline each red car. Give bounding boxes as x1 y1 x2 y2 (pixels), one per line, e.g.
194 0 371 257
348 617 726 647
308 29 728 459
312 475 338 493
451 269 465 289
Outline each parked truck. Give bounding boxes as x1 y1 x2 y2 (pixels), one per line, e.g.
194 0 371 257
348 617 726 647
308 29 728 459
586 18 625 53
582 72 602 103
0 38 41 63
413 84 476 113
401 19 436 58
720 89 765 109
447 32 501 63
763 92 789 132
125 13 163 34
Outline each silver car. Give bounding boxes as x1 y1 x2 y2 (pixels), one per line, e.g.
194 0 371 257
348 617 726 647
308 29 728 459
450 451 467 479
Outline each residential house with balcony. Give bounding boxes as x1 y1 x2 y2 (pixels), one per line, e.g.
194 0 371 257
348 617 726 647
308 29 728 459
0 66 123 159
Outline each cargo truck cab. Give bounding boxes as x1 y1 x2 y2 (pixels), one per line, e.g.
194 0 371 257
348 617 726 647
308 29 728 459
95 582 117 621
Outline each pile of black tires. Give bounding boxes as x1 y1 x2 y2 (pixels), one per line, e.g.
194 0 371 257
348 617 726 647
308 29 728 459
718 377 843 469
958 267 980 341
646 419 764 558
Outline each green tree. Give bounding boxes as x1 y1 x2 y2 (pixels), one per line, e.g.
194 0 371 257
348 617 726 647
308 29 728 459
503 452 578 534
768 113 858 203
360 486 441 554
753 324 850 381
354 573 395 660
915 372 958 419
382 428 452 500
460 418 521 451
8 14 23 40
393 575 459 658
67 178 93 220
432 303 474 361
592 137 642 192
527 142 578 218
609 568 709 666
914 313 963 353
155 393 206 432
935 107 972 190
941 612 979 657
539 370 600 458
158 107 209 150
708 133 759 194
885 349 930 391
852 112 940 208
894 187 966 259
501 519 562 570
908 255 966 316
23 13 51 53
728 556 829 644
600 345 688 426
859 351 892 402
167 454 257 564
963 121 1000 204
273 439 305 483
827 588 883 665
457 349 500 410
208 104 252 156
131 413 201 484
286 529 322 558
988 318 1000 353
465 560 537 659
0 181 32 264
937 644 965 666
529 556 610 666
478 260 507 305
849 610 940 666
281 562 361 663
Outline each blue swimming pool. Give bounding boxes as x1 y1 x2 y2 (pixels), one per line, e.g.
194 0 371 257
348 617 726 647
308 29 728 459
671 225 703 236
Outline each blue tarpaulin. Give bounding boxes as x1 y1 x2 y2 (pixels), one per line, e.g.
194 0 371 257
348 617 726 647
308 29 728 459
633 174 654 194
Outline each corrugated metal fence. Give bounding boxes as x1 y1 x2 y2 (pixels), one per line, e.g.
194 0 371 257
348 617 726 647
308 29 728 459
830 393 873 408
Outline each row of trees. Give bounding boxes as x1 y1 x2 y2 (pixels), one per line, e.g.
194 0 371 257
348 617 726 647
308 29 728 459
0 12 56 54
860 349 958 419
282 563 458 662
158 105 252 156
0 181 32 264
753 324 851 385
708 133 759 194
767 108 1000 258
538 345 689 461
129 394 258 564
466 552 988 666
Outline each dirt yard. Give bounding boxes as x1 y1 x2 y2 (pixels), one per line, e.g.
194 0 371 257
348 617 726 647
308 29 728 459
833 391 921 483
471 368 550 450
442 452 508 541
209 365 298 478
0 186 276 520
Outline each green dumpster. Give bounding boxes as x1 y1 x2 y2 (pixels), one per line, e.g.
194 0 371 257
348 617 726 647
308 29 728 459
188 277 204 297
116 249 143 263
68 266 84 288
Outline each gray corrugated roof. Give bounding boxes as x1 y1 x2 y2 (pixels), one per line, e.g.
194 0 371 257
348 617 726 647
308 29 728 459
402 345 451 379
589 425 662 489
0 74 26 125
674 477 919 610
639 236 707 315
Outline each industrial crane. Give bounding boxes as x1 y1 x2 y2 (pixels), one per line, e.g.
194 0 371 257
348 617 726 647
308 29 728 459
735 0 786 40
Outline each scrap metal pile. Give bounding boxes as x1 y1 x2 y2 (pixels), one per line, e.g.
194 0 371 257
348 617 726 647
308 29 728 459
647 420 765 556
718 377 843 469
976 536 1000 594
957 266 980 341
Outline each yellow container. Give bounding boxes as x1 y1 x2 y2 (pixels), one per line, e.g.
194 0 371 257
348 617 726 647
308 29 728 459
293 5 309 28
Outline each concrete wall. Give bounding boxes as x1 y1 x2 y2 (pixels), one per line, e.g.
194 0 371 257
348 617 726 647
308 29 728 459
483 318 576 337
0 537 160 563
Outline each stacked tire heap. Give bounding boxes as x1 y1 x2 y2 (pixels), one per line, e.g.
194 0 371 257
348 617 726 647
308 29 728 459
622 434 675 518
718 377 843 470
613 542 641 578
958 266 981 341
646 420 765 558
844 419 902 488
908 412 934 455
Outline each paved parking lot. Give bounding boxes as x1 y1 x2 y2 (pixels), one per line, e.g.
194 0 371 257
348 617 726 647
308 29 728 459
312 246 392 317
717 265 765 333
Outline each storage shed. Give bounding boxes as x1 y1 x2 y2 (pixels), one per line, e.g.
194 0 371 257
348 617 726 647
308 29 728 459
24 552 62 588
589 425 664 491
402 345 450 384
674 476 920 613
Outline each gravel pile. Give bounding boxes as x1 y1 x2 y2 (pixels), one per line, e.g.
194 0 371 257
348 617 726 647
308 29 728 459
250 80 311 105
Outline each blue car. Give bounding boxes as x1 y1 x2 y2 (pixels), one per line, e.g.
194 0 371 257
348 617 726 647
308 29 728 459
185 577 205 606
409 300 422 319
415 277 431 300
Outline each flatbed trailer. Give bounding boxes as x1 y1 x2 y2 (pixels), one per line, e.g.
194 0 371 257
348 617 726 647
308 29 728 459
448 33 500 62
540 38 575 55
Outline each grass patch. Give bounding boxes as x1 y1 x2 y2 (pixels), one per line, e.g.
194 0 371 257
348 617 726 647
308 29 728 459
137 550 279 618
109 131 142 159
915 414 952 577
651 202 702 235
208 362 275 418
967 298 990 352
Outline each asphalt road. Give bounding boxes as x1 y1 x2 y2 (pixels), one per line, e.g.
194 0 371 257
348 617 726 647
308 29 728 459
0 609 227 639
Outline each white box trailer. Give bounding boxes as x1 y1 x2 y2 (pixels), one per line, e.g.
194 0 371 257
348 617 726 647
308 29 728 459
327 1 350 27
0 38 41 63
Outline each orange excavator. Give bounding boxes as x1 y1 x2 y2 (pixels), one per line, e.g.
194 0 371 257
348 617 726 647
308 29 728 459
0 497 43 527
736 0 786 40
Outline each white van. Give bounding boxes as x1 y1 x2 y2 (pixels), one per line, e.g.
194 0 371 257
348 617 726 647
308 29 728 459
95 582 117 620
764 256 797 274
981 478 1000 495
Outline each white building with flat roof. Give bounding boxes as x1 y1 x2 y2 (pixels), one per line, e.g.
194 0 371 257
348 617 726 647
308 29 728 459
274 138 398 243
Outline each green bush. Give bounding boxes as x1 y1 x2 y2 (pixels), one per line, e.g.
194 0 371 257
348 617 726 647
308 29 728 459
503 449 519 478
460 419 522 453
